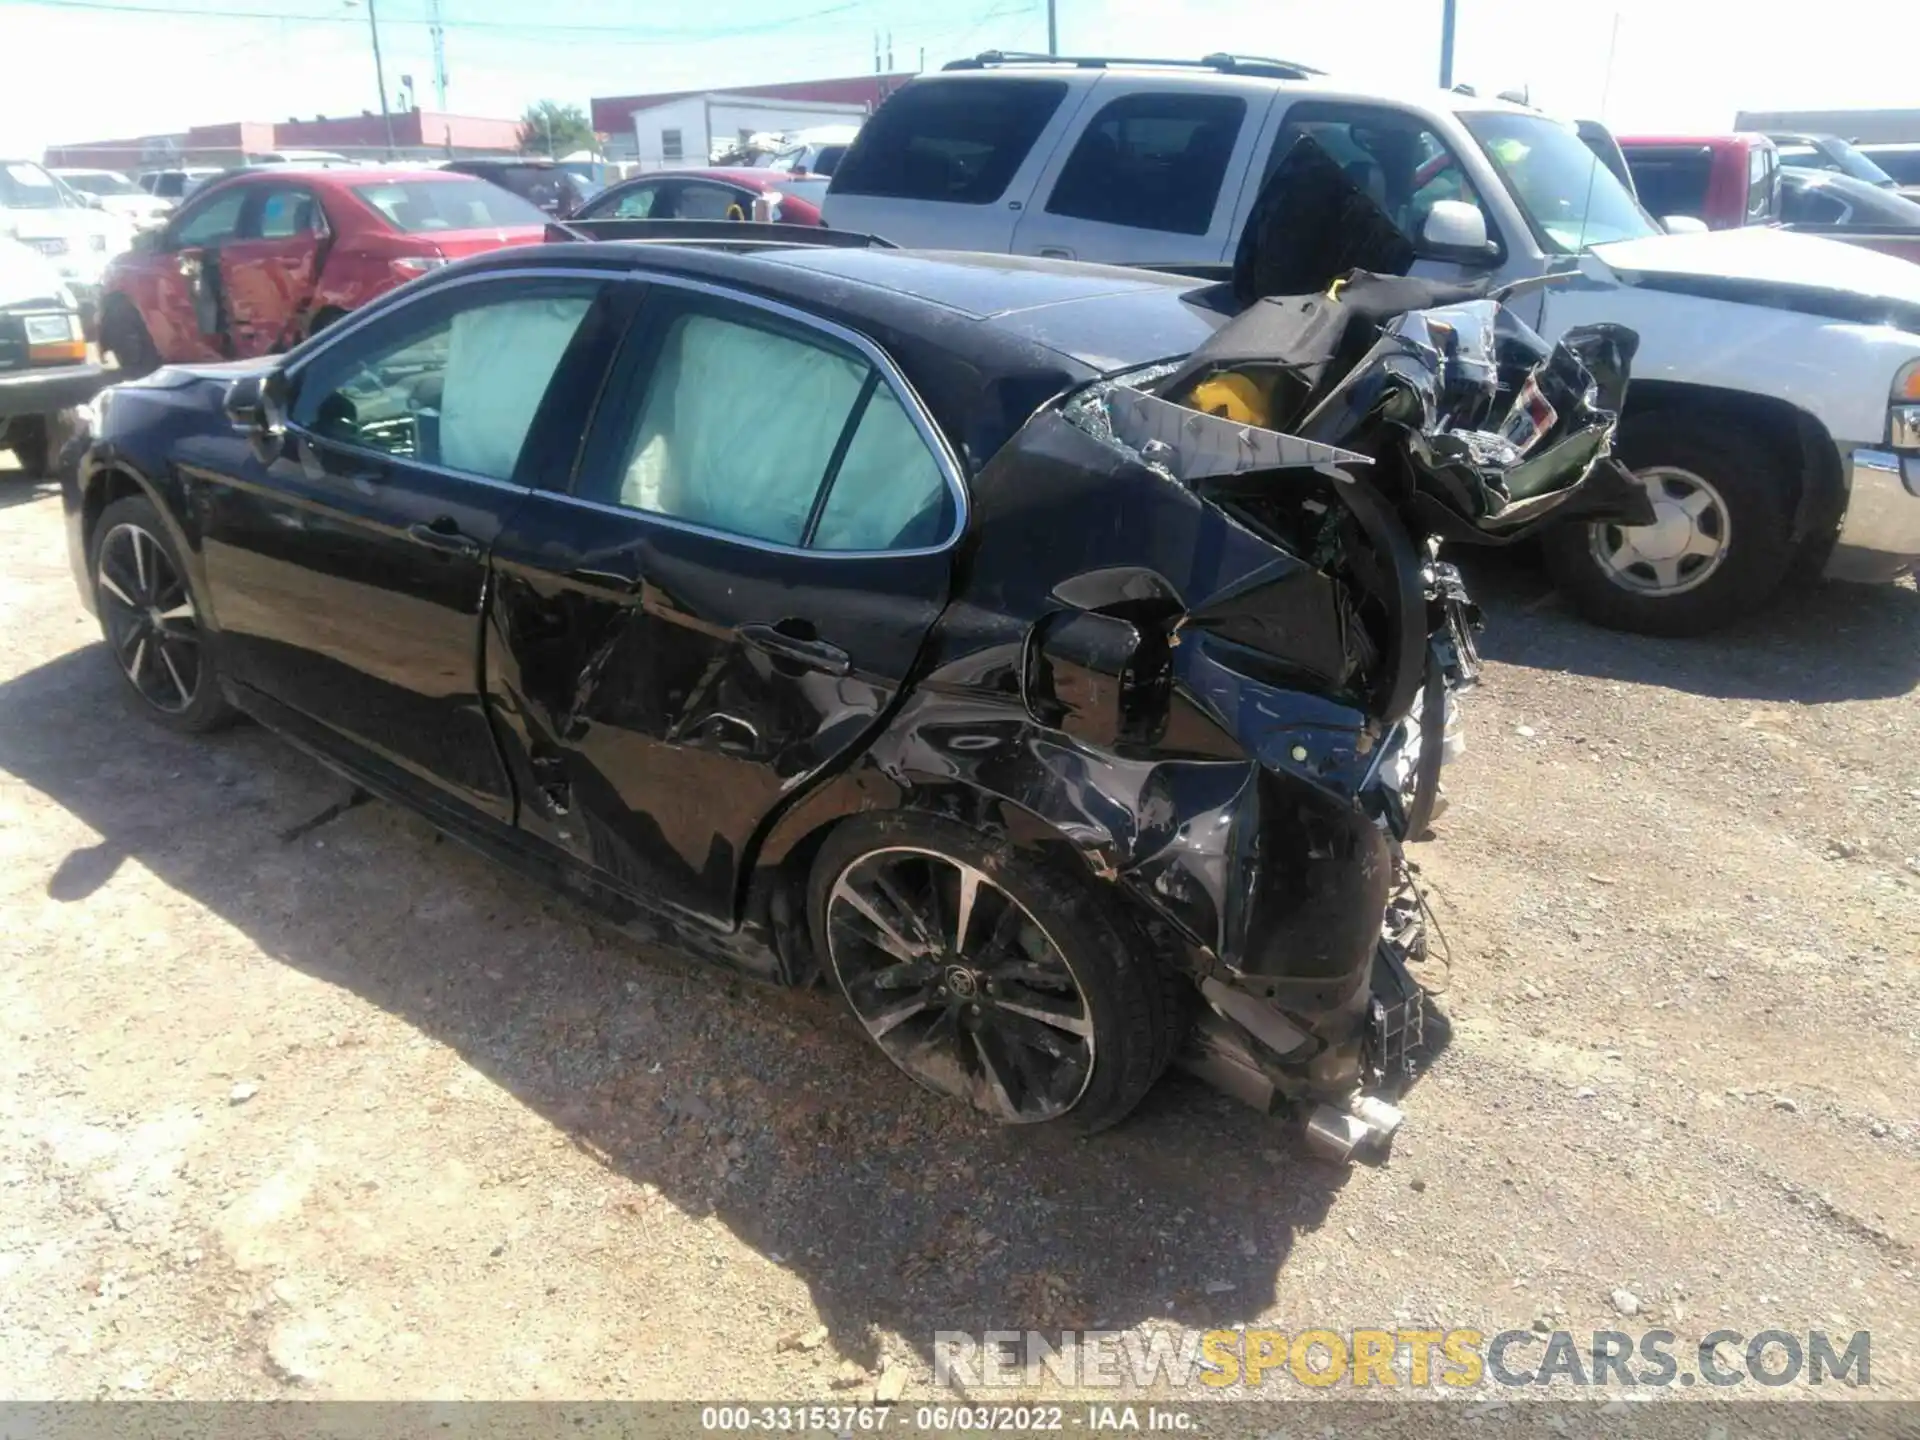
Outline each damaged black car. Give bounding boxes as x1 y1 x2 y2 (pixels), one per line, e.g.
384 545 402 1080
61 150 1647 1151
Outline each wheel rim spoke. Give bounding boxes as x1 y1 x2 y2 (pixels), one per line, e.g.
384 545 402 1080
158 643 191 706
130 529 151 598
127 635 148 686
156 600 195 623
99 571 138 608
826 845 1096 1125
991 992 1092 1038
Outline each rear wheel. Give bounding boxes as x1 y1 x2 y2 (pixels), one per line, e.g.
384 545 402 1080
810 812 1182 1135
1543 413 1796 637
90 495 236 733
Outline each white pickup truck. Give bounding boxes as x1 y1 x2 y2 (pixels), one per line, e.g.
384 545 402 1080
822 55 1920 635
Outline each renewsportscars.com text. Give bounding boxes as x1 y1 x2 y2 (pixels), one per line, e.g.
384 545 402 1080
932 1328 1871 1391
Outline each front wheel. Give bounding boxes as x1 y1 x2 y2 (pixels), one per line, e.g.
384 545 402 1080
809 812 1184 1135
1542 413 1797 637
90 495 237 733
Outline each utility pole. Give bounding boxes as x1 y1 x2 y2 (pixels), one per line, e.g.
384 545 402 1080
1046 0 1057 55
364 0 397 157
1439 0 1457 88
428 0 449 110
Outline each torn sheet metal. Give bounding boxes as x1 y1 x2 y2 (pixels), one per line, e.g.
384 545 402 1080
1095 384 1372 483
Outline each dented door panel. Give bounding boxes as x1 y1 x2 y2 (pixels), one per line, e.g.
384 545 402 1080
486 495 948 924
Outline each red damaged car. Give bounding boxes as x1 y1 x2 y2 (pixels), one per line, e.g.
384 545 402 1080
97 167 548 375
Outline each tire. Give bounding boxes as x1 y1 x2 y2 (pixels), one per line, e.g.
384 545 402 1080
5 416 51 479
89 495 237 734
100 296 161 379
809 811 1184 1135
1541 412 1797 637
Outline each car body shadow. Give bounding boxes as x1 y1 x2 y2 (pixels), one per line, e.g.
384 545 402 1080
0 645 1359 1375
1457 550 1920 704
0 478 58 510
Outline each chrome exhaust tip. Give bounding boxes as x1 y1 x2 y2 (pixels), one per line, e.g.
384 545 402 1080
1303 1093 1406 1163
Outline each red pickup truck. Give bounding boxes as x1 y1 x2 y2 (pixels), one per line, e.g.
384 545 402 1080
1618 133 1920 264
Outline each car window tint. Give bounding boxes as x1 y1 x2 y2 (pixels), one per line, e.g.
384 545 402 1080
831 77 1068 205
609 184 660 218
1624 148 1713 219
257 188 318 239
351 178 546 232
810 385 953 551
1783 182 1847 224
675 183 748 220
1746 147 1776 223
1267 105 1492 245
289 282 597 482
591 299 949 551
172 188 247 246
1867 150 1920 185
1045 92 1246 236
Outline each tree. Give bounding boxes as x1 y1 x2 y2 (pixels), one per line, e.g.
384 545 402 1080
518 100 595 157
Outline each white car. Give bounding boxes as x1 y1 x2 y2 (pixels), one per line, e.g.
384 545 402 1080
1 160 136 330
755 123 861 177
135 167 224 202
51 167 173 230
0 236 103 478
823 56 1920 634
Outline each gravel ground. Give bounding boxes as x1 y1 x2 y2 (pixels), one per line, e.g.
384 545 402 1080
1 468 1916 1402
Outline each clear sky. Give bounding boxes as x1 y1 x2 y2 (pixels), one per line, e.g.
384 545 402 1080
0 0 1910 156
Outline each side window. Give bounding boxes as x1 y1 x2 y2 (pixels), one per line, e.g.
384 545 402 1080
610 184 661 218
1783 183 1848 224
675 183 749 220
585 296 953 551
288 280 599 483
830 77 1070 204
662 129 684 162
1044 92 1246 236
1265 104 1491 245
171 187 247 247
1626 148 1712 219
257 187 320 239
1746 147 1777 223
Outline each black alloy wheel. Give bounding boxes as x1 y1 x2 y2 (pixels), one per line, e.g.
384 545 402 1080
90 496 235 733
811 813 1182 1134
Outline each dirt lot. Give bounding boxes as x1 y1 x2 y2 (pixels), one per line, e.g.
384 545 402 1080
2 466 1917 1402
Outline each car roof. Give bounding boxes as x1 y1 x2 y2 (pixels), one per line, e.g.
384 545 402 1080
454 240 1232 467
615 168 788 190
202 166 468 192
903 63 1539 121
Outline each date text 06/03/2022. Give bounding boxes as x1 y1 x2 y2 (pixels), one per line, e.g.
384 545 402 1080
698 1405 1197 1432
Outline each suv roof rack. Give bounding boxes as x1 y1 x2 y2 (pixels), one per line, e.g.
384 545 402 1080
943 50 1325 81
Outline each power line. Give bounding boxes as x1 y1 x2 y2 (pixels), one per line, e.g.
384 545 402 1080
5 0 862 37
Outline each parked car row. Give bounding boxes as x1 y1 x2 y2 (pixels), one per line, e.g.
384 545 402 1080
814 55 1920 637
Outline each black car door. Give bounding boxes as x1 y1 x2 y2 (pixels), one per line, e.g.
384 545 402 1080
194 270 624 822
486 278 962 924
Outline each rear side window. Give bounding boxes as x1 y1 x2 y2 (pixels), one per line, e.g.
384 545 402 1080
1626 148 1713 220
831 78 1068 205
1044 92 1245 235
351 179 546 232
1782 182 1847 224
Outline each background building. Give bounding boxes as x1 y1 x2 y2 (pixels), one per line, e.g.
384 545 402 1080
45 108 524 171
590 74 910 167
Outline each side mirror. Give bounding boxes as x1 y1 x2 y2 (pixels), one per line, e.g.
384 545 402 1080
1661 214 1709 235
224 370 288 463
1419 200 1498 263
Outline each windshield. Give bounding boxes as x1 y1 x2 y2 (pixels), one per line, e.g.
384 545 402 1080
62 172 138 197
352 178 548 232
1809 138 1895 188
1462 112 1660 252
0 161 67 210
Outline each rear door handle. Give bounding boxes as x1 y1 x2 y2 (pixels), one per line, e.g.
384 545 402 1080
407 518 482 558
1039 247 1074 259
739 621 851 676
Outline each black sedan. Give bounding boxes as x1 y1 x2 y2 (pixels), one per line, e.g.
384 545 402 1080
62 233 1528 1146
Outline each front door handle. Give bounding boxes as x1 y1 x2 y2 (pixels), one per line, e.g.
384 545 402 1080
739 621 851 676
1038 247 1074 259
407 518 481 559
